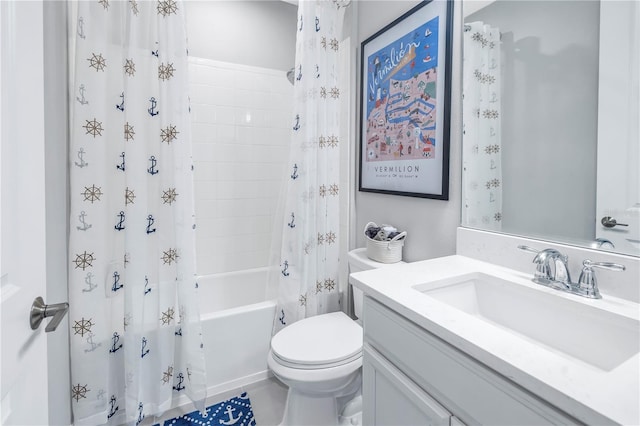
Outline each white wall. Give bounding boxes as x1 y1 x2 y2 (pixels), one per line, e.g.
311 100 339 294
184 0 297 71
189 58 293 275
183 1 297 275
467 1 599 242
354 1 463 262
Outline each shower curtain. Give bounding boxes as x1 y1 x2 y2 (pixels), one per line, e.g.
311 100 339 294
68 1 206 424
462 22 503 230
272 0 346 333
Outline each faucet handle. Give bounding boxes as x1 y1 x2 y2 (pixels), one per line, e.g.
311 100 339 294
577 260 626 299
517 245 540 254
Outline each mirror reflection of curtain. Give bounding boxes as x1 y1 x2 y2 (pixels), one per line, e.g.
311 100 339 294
462 22 503 230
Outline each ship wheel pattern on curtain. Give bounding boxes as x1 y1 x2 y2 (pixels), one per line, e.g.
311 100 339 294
69 1 206 424
274 0 346 334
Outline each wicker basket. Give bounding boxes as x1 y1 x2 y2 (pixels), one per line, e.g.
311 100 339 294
364 222 406 263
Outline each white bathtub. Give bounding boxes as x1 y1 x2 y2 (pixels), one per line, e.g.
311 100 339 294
197 268 276 397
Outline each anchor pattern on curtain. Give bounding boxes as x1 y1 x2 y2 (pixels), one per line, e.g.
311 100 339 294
274 0 346 333
69 1 206 424
462 22 503 230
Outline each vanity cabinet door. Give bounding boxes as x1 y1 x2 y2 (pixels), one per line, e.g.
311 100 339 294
450 416 467 426
364 297 580 425
363 344 452 426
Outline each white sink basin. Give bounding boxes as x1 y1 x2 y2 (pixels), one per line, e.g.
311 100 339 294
415 272 640 371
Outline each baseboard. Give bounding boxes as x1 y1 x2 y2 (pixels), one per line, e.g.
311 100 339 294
169 370 273 411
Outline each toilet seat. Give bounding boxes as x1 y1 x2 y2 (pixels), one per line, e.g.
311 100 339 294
271 311 363 370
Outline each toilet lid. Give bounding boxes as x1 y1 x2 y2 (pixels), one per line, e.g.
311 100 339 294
271 311 363 368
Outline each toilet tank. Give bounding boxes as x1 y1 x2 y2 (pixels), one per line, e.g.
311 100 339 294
347 248 404 319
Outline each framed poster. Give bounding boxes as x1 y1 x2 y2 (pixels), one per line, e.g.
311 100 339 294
359 0 453 199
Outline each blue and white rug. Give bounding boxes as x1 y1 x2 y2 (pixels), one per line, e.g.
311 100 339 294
159 392 256 426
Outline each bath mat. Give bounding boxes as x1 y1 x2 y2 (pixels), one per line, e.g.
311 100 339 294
160 392 256 426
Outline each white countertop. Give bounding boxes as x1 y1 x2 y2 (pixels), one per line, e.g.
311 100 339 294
350 255 640 425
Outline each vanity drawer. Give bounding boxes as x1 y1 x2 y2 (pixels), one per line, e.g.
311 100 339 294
363 296 580 425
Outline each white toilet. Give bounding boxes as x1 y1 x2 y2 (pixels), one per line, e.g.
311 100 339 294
267 248 401 426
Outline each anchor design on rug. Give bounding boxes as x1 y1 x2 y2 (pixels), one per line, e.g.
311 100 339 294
219 405 243 425
76 211 92 231
290 164 298 180
112 271 124 292
490 159 497 170
489 192 496 203
107 395 119 419
84 332 102 353
173 373 185 391
109 332 123 353
82 272 97 292
175 327 182 336
278 309 286 325
146 215 156 234
141 337 150 358
136 402 144 426
292 114 300 131
115 211 125 231
315 16 320 32
287 212 295 228
316 64 320 79
144 276 151 295
148 156 159 175
76 84 88 105
77 17 86 39
299 14 303 31
281 261 290 277
296 64 302 81
116 152 125 171
116 92 125 111
75 148 88 168
148 97 159 116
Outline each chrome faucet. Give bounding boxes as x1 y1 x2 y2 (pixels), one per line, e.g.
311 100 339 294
518 246 569 287
517 245 625 299
533 248 571 289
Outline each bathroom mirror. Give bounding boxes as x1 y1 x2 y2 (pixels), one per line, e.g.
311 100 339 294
461 0 639 257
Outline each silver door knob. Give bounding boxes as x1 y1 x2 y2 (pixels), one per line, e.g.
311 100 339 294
601 216 629 228
30 297 69 332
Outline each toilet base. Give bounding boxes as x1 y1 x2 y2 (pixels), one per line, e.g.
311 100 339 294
279 390 339 426
277 372 362 426
338 395 362 426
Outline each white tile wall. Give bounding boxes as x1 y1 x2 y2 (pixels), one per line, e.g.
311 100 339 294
189 57 293 275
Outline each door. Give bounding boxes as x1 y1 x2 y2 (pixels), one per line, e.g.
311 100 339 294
1 1 51 423
362 345 452 426
595 0 640 255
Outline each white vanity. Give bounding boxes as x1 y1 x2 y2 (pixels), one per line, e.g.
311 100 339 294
350 245 640 425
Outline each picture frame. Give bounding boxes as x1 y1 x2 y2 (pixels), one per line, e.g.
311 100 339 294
359 0 453 199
